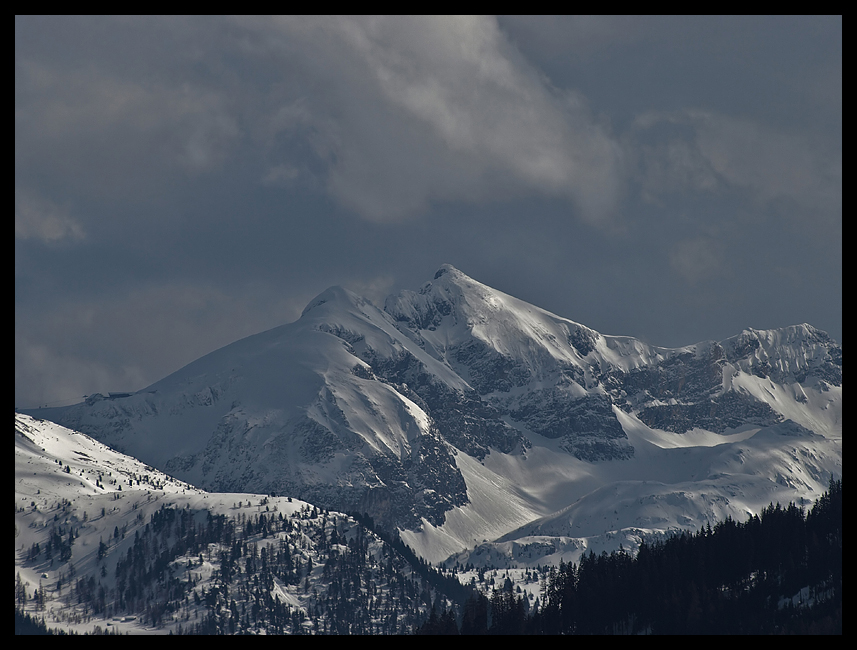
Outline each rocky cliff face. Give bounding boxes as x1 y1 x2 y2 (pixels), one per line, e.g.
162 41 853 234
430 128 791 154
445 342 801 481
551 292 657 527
381 266 840 459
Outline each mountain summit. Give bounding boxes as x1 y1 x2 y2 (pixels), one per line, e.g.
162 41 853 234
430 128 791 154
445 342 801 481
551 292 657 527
28 265 842 563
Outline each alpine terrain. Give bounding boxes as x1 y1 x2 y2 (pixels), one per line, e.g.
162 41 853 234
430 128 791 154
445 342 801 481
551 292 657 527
24 264 842 567
15 413 467 634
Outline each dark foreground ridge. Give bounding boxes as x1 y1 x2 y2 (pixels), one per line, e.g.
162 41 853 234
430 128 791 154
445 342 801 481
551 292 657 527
416 478 842 634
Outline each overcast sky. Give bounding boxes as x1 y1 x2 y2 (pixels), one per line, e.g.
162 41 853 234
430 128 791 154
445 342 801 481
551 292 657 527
15 15 841 408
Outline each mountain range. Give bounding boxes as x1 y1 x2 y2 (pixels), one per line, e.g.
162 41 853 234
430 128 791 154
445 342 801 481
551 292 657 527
25 264 842 565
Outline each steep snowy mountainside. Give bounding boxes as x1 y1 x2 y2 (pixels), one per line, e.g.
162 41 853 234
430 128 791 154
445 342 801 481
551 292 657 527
387 265 592 367
386 264 614 386
15 414 450 635
16 413 199 503
719 325 842 437
384 265 639 461
24 264 841 567
30 285 476 531
722 324 842 384
385 264 707 379
383 265 840 463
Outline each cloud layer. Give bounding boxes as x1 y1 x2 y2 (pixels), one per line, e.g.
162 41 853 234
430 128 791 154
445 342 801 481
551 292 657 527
15 16 626 226
15 16 841 407
243 16 625 223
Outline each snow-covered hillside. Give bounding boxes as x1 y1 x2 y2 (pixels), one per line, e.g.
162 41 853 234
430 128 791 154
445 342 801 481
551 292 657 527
15 414 453 634
24 265 842 567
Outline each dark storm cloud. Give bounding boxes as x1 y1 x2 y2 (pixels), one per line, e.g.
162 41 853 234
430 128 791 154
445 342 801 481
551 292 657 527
236 16 625 223
15 16 841 407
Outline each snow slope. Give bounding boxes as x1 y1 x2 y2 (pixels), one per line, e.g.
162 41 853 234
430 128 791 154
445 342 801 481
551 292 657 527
407 414 841 566
15 414 446 635
24 265 842 567
27 287 470 531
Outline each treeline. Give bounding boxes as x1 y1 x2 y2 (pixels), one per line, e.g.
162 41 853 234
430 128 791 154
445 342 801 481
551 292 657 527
37 499 458 634
349 511 478 606
15 609 73 635
14 609 125 635
417 479 842 634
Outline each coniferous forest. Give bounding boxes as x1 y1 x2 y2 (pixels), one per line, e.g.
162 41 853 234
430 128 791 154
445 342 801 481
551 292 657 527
16 496 477 635
417 478 842 634
16 481 841 634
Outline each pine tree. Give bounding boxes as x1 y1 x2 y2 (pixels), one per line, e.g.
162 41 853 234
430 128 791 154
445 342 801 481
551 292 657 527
15 572 27 607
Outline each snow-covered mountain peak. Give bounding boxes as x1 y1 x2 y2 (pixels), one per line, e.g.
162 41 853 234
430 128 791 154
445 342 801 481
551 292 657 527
23 265 841 567
423 264 510 306
720 322 842 387
386 264 599 374
300 285 372 318
433 263 466 280
385 264 492 329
